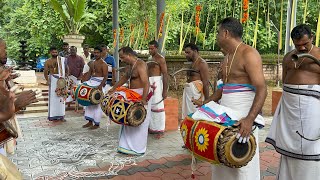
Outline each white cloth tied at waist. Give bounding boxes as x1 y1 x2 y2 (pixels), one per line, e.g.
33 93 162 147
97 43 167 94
266 84 320 160
192 83 264 128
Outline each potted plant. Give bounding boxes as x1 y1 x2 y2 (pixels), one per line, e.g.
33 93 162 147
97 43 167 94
49 0 95 52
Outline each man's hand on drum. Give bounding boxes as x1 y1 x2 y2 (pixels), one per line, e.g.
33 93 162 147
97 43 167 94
14 90 38 112
191 97 203 107
234 117 254 143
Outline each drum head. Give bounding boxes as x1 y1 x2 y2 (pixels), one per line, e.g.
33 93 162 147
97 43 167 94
57 78 67 89
217 128 256 168
126 103 146 127
100 95 111 115
90 89 103 105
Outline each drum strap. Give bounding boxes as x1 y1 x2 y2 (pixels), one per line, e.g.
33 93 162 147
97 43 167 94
57 56 63 78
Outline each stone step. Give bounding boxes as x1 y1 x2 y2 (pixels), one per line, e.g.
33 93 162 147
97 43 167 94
17 105 83 114
23 87 48 92
29 101 79 107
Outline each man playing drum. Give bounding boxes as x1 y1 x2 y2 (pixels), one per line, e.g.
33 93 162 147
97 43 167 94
82 46 110 129
193 17 267 180
44 47 69 121
266 24 320 180
108 46 150 155
182 43 210 119
147 40 168 138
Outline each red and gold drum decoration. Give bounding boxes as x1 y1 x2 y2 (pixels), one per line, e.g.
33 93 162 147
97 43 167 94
180 117 256 168
74 83 102 106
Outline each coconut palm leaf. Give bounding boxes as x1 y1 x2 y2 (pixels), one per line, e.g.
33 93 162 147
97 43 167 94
65 0 75 18
74 0 85 22
49 0 71 32
76 13 96 33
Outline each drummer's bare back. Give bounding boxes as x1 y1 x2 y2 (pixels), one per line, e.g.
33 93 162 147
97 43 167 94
126 60 148 89
89 59 108 77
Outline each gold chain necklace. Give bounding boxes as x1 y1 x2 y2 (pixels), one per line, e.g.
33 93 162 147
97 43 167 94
294 45 314 69
225 42 242 83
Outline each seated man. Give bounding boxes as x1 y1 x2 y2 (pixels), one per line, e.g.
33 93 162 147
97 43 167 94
82 46 110 129
108 46 150 155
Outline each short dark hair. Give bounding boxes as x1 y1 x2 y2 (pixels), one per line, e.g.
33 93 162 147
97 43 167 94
219 17 243 38
83 44 89 48
100 44 109 49
63 42 69 46
149 40 159 48
184 43 199 52
49 47 57 51
119 46 137 56
291 24 312 40
94 46 102 52
70 46 76 49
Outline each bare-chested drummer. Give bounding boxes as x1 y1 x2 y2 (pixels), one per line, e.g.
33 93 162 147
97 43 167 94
182 43 209 119
82 46 110 129
147 40 168 138
44 47 69 121
108 46 150 155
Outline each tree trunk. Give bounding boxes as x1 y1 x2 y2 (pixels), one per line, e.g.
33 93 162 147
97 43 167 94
113 0 119 81
157 0 166 55
285 0 297 54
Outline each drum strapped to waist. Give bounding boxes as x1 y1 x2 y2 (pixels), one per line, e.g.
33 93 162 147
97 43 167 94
74 83 103 106
101 93 146 127
0 121 18 145
180 117 256 168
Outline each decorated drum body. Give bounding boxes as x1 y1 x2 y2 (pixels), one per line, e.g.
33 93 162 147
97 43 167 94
180 117 256 168
101 94 146 127
74 83 102 106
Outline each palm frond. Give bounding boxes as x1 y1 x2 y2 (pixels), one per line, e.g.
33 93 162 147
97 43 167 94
49 0 71 32
74 0 85 22
65 0 75 18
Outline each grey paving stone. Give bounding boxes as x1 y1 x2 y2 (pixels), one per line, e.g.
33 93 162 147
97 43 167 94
127 167 150 175
11 113 275 179
146 164 167 171
164 161 181 168
117 170 130 176
261 170 276 177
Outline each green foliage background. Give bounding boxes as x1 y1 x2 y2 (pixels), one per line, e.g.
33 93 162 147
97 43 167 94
0 0 319 62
